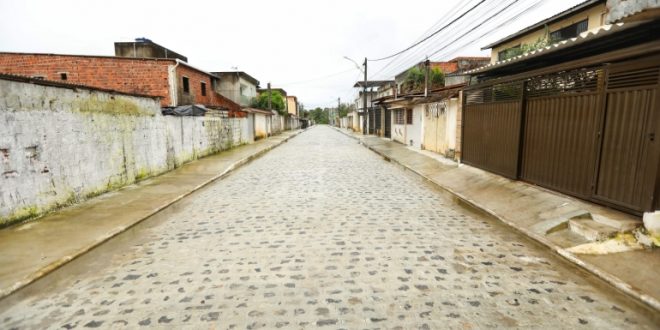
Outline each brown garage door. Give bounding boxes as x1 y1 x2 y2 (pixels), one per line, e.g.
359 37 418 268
463 82 523 179
521 68 604 198
595 64 660 212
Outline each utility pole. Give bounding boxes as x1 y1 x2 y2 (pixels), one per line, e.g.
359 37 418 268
424 58 430 97
337 97 341 127
267 82 272 110
362 57 368 135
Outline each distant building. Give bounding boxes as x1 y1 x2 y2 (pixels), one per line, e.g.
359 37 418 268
212 71 260 107
286 95 298 116
114 38 188 62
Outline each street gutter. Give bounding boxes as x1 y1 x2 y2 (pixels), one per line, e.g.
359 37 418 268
332 126 660 313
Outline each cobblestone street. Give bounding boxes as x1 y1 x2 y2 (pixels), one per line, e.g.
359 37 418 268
0 126 656 329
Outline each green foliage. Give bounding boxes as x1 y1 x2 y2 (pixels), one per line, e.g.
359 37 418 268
252 90 286 115
499 26 551 61
309 107 329 124
401 66 444 93
338 102 353 118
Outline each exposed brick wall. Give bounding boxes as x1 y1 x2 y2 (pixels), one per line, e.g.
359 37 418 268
0 53 244 114
0 53 172 106
431 62 459 74
175 65 243 115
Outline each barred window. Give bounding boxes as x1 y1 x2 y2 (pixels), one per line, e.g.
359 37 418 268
394 109 405 124
406 109 413 124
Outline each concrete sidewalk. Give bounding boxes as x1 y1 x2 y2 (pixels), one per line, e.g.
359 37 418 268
0 129 306 300
335 127 660 312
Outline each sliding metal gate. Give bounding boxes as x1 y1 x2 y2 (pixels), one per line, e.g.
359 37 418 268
462 56 660 214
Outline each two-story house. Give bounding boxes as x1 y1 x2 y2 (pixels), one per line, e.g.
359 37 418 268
0 39 242 114
212 71 260 107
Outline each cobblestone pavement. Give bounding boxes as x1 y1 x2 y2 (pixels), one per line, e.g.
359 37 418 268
0 126 656 329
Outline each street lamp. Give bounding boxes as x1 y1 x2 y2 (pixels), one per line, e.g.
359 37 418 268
343 56 368 135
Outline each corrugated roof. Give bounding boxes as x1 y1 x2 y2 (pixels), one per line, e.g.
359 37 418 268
467 22 635 75
481 0 604 50
0 73 161 99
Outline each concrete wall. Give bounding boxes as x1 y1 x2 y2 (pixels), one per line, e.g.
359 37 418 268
0 79 249 226
421 98 459 157
254 113 270 140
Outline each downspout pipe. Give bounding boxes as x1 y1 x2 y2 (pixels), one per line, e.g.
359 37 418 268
169 59 182 107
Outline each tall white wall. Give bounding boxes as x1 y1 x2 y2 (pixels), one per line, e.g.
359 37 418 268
0 79 250 226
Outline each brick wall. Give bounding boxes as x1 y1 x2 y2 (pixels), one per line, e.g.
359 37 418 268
0 53 172 106
174 65 243 114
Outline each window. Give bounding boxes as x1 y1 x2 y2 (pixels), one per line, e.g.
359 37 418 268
549 19 588 42
394 109 405 124
59 72 68 81
182 76 190 93
406 109 413 124
200 81 206 96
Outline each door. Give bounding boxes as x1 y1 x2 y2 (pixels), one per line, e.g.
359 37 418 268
595 64 660 212
384 109 392 138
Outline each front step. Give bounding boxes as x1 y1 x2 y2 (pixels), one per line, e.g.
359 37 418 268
569 218 621 242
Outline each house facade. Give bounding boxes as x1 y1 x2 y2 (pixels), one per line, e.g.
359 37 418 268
286 95 298 116
463 0 660 214
213 71 260 107
483 0 608 62
0 42 242 114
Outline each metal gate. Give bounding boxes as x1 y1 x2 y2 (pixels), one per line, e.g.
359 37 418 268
595 63 660 212
462 56 660 214
462 82 523 179
521 67 604 198
384 108 391 138
368 108 375 134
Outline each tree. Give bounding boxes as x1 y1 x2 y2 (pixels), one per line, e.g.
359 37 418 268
338 102 353 118
309 107 329 124
251 90 286 115
401 67 444 93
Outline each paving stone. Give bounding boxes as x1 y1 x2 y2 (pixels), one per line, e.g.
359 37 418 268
0 126 655 329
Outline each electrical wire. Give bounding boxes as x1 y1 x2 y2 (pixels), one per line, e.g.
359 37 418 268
368 0 487 62
277 67 358 86
371 0 542 80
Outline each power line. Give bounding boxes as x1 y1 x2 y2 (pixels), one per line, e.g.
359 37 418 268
277 67 358 86
429 0 544 61
371 0 541 80
427 0 524 58
370 0 501 79
368 0 475 79
368 0 487 62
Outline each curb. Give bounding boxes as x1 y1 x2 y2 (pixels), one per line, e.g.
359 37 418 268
0 128 310 301
332 127 660 313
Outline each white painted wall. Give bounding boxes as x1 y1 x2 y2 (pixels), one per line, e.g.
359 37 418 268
0 79 250 225
409 106 423 149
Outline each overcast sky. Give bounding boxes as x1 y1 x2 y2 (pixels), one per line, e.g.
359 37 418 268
0 0 582 109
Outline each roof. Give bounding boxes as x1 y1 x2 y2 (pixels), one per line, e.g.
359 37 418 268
0 73 161 99
481 0 604 50
353 80 394 88
243 107 274 115
0 51 223 81
375 83 466 106
0 51 178 63
286 95 297 101
468 21 647 75
448 56 491 62
212 71 260 86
